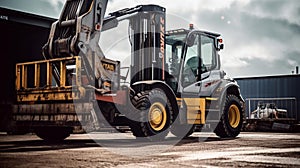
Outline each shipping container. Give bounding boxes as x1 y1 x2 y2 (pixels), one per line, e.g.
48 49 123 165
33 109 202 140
235 75 300 121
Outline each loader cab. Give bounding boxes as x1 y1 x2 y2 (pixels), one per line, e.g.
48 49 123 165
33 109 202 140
165 28 223 94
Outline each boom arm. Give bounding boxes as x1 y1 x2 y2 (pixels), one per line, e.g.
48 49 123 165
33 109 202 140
42 0 115 91
43 0 166 91
43 0 108 58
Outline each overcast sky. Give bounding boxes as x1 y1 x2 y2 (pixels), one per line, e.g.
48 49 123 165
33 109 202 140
1 0 299 78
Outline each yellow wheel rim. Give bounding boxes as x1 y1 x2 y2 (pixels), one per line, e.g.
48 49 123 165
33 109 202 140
149 102 167 131
228 104 240 128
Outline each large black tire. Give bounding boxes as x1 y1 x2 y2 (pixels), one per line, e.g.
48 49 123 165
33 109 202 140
129 89 173 141
35 127 72 142
214 94 244 138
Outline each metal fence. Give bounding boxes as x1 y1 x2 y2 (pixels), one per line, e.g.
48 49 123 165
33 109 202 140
245 97 297 119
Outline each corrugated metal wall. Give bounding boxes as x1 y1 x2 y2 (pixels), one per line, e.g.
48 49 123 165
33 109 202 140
235 75 300 121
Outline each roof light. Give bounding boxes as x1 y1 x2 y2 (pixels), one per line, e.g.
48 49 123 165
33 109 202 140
189 24 194 30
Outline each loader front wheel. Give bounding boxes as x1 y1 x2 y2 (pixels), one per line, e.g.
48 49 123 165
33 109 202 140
129 89 173 141
214 94 244 138
35 126 72 142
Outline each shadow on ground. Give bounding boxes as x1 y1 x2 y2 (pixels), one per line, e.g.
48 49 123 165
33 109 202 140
0 133 238 153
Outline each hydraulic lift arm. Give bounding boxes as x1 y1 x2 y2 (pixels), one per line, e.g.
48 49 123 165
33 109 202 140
42 0 114 91
42 0 165 92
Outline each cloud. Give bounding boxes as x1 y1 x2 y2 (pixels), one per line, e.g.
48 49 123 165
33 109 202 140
104 0 300 77
178 0 300 77
1 0 298 77
40 0 64 14
242 0 300 25
41 0 64 7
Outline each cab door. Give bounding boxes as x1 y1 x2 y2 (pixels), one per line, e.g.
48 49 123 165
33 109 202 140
181 33 217 124
182 34 201 93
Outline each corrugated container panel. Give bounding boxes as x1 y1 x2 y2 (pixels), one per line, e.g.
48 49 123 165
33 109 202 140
235 75 300 121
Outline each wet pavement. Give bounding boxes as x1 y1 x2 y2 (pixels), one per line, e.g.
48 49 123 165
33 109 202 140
0 132 299 167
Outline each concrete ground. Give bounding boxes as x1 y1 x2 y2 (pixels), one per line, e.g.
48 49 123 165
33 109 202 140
0 132 299 168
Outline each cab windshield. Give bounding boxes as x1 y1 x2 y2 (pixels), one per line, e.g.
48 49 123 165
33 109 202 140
165 34 186 77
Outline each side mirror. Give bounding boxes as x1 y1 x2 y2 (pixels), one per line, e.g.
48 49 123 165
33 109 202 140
219 44 224 50
187 34 196 47
217 39 224 50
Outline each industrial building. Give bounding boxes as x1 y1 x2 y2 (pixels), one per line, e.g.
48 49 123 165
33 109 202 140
0 7 55 131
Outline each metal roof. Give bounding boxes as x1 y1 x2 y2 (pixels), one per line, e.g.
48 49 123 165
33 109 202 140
166 28 221 37
0 7 55 28
235 74 300 80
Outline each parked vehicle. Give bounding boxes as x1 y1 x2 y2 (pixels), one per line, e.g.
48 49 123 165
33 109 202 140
250 103 287 119
12 0 245 141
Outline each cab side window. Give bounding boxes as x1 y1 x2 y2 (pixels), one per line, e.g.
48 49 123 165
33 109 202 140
201 35 216 72
183 35 199 85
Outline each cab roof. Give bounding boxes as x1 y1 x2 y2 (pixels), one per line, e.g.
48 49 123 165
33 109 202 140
166 28 221 37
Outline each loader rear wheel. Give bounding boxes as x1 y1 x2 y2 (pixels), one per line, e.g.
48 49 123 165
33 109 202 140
129 89 173 141
35 127 72 142
214 94 244 138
